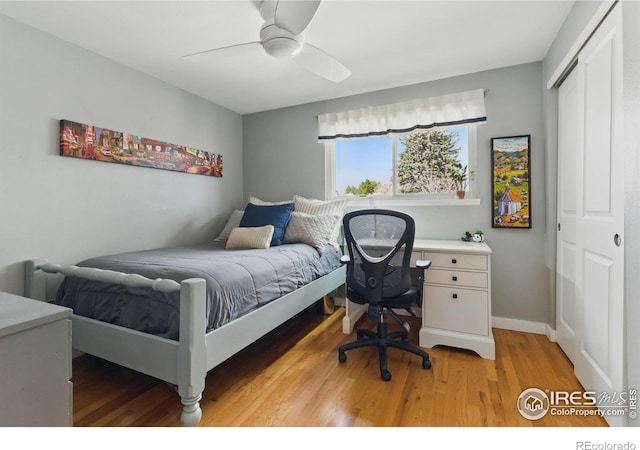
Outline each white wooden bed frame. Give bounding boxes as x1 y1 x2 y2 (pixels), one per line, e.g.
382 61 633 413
24 258 345 426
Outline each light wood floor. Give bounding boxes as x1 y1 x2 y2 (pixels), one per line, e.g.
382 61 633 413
71 305 607 427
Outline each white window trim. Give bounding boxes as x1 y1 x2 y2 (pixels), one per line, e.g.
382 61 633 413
324 126 480 207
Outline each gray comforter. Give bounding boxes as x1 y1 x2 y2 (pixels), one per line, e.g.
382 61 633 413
55 242 341 340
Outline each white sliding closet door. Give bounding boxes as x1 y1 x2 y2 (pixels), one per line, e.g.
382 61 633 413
556 66 580 364
556 4 624 427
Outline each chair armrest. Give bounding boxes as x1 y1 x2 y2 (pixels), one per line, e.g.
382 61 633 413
340 255 350 265
415 259 431 270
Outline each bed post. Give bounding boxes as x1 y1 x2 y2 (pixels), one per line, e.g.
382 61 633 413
24 259 47 301
177 278 207 427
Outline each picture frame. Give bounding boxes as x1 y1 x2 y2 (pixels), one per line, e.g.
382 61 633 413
491 135 531 228
59 119 223 177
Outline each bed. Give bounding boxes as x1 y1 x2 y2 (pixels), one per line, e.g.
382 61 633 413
23 197 347 426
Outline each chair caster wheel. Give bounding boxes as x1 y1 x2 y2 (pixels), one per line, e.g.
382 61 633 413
338 352 347 363
423 359 432 370
381 370 392 381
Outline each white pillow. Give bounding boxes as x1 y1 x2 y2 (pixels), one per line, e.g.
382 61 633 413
247 195 292 206
225 225 274 250
293 195 346 247
283 212 341 255
215 210 244 241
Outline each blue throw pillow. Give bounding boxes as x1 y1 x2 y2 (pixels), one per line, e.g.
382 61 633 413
239 202 294 246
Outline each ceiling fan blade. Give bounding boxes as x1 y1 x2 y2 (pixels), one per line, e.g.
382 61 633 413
273 0 321 35
182 42 262 62
293 43 351 83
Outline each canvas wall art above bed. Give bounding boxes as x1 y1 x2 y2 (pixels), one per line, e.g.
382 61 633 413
59 119 223 177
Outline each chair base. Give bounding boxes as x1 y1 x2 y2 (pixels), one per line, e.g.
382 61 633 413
338 320 432 381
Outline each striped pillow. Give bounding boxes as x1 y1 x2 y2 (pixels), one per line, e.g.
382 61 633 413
247 195 292 206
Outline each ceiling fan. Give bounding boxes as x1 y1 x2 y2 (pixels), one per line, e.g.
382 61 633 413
183 0 351 83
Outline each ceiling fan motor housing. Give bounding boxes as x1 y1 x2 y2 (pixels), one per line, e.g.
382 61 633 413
260 24 303 59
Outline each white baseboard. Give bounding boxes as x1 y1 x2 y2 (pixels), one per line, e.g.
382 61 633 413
491 316 548 335
545 324 557 342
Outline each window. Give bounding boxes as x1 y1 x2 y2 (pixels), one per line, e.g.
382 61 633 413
326 125 477 203
318 89 485 205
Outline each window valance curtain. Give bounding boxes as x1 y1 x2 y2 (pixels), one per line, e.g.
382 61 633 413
317 89 486 142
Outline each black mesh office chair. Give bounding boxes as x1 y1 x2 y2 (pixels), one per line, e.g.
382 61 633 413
338 209 432 381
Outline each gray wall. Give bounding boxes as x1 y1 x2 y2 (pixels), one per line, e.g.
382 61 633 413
244 62 548 324
0 15 243 296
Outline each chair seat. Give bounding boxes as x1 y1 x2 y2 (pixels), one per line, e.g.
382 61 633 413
347 285 419 309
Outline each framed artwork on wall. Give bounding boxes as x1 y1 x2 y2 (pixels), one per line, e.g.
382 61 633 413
491 135 531 228
59 119 223 177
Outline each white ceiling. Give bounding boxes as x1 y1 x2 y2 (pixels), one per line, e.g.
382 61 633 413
0 0 574 114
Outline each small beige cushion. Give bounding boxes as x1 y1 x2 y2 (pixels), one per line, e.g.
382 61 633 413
225 225 274 250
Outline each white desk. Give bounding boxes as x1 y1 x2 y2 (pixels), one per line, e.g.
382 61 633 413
342 239 495 359
0 292 73 426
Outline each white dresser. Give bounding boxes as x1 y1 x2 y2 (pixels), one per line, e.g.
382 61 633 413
414 240 495 359
0 291 73 426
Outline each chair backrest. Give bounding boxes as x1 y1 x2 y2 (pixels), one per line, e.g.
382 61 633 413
342 209 415 305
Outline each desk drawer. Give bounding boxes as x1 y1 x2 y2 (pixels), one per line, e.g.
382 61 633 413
425 269 488 289
423 285 489 336
425 252 487 271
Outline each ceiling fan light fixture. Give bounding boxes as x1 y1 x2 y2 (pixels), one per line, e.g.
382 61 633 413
260 23 302 59
263 36 302 59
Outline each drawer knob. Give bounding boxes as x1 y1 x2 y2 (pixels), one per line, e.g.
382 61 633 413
452 293 458 299
451 258 457 264
452 276 458 281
